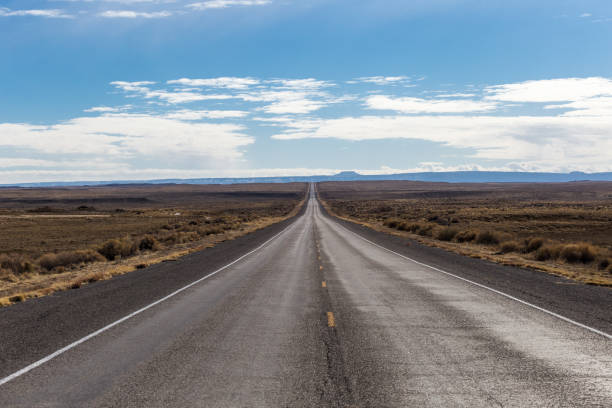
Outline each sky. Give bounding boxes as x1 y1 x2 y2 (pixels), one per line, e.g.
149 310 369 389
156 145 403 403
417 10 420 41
1 0 612 182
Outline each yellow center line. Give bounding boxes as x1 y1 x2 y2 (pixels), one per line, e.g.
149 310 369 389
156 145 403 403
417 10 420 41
327 311 335 327
322 281 327 288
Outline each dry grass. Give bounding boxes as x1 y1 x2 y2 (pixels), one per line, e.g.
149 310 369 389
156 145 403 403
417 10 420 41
319 180 612 286
38 249 105 271
0 183 307 305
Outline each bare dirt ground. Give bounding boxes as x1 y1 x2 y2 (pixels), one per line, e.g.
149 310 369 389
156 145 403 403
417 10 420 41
0 183 307 305
318 180 612 286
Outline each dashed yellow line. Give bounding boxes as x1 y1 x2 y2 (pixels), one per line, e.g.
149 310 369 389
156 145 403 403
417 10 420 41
327 312 335 327
322 281 327 288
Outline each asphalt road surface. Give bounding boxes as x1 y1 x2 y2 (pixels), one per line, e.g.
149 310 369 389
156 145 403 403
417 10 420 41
0 186 610 407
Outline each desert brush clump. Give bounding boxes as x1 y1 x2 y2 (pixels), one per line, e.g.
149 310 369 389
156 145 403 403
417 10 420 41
534 245 562 261
0 254 35 275
38 250 105 272
436 227 459 242
455 230 477 243
416 224 434 237
524 237 545 253
383 218 403 229
9 294 25 303
476 231 501 246
559 243 597 264
500 241 521 253
97 237 138 261
138 235 160 251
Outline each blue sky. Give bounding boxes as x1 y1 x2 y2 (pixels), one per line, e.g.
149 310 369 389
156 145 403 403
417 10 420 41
1 0 612 182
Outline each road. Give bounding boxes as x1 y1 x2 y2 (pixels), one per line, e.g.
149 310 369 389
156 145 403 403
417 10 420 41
0 185 610 407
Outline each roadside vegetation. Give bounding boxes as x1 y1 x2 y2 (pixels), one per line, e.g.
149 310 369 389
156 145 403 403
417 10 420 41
318 181 612 286
0 183 307 305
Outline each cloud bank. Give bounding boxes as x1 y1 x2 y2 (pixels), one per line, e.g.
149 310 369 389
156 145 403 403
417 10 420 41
1 76 612 182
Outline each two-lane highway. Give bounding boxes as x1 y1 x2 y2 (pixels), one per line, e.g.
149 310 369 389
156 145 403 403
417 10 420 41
0 186 610 407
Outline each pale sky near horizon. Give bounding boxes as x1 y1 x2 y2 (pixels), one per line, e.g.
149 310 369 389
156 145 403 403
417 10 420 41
1 0 612 182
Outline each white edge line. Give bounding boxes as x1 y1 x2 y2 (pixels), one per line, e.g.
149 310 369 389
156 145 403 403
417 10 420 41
0 219 298 387
326 206 612 340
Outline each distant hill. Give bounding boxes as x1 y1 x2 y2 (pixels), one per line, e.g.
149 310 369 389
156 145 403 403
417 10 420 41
3 171 612 187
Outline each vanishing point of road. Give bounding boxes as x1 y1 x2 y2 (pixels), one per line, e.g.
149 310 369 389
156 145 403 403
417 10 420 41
0 185 610 407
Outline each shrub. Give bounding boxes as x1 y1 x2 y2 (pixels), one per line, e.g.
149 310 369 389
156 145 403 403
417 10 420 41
0 254 35 275
160 232 196 244
396 222 409 231
559 243 597 264
500 241 521 253
456 230 477 243
98 238 138 261
598 258 610 270
203 226 223 236
436 227 459 241
409 223 423 233
535 245 561 261
138 235 160 251
476 231 500 246
383 218 402 229
417 224 433 237
9 294 25 303
38 250 104 271
525 237 545 253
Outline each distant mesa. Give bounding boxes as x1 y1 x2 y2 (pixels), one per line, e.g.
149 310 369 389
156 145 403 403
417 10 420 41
333 171 362 178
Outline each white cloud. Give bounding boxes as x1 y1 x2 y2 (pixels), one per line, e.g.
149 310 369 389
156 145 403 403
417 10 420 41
366 95 498 113
143 90 212 103
164 109 249 120
435 93 476 98
269 114 612 172
111 80 234 104
0 7 73 18
114 77 342 110
348 76 411 85
580 13 592 18
168 77 260 89
110 81 156 92
0 113 253 161
0 158 60 168
266 78 334 90
99 10 172 18
187 0 271 10
263 99 326 115
84 106 121 113
239 90 328 114
484 77 612 116
545 97 612 117
485 77 612 102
